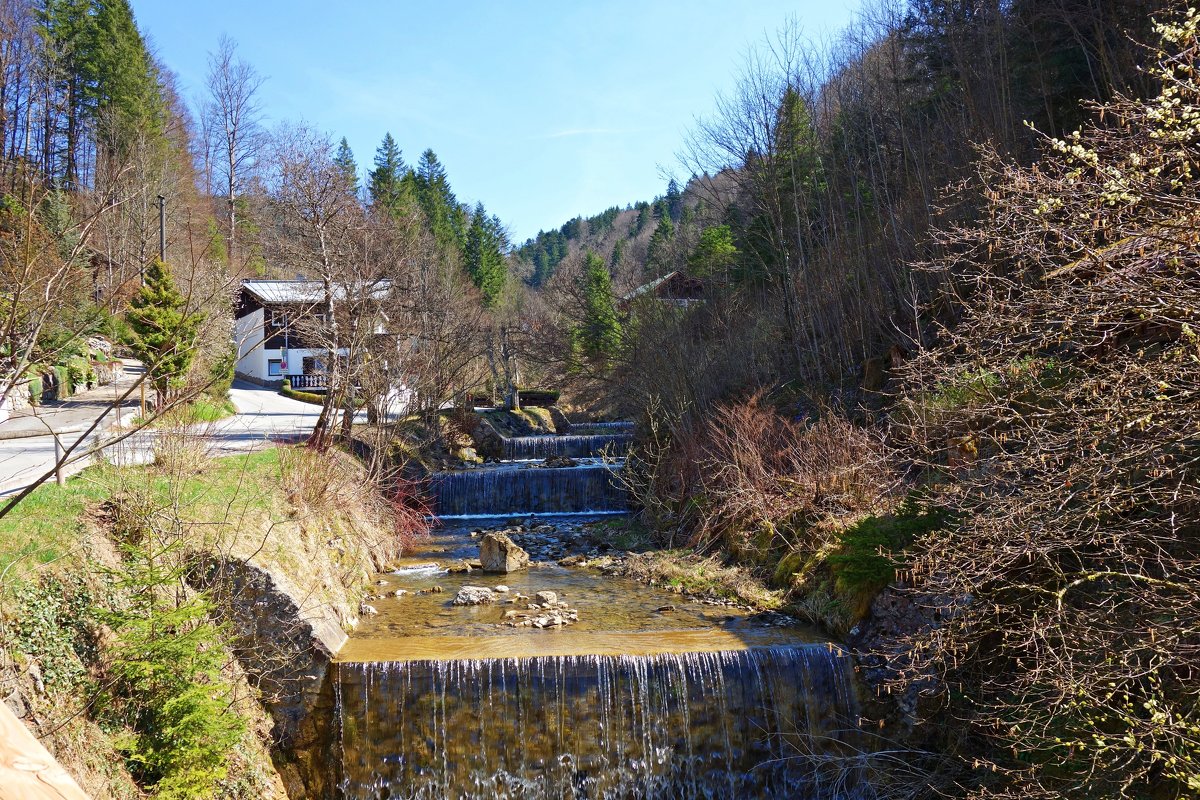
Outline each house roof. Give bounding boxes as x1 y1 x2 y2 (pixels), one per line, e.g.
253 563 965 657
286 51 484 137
241 278 392 305
621 272 677 303
620 271 704 304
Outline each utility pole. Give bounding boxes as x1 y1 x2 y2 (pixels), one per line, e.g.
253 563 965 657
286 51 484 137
157 194 166 262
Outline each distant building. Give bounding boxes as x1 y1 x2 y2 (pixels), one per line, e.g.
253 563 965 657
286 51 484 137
619 271 705 311
233 279 394 393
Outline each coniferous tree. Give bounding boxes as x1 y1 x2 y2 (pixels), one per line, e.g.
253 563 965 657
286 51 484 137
464 202 507 307
368 132 414 217
688 224 737 278
647 214 674 275
126 259 203 407
334 136 359 197
578 250 621 359
414 148 465 255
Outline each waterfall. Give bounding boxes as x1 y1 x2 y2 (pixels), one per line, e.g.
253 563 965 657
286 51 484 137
335 644 871 800
503 433 631 460
429 464 628 516
566 421 635 434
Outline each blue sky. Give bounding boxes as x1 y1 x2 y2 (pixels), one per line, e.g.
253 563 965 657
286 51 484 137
131 1 865 242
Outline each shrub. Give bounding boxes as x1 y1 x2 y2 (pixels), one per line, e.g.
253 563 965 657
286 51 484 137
827 497 950 595
626 392 894 556
280 383 326 405
99 499 246 799
54 364 71 397
28 375 42 404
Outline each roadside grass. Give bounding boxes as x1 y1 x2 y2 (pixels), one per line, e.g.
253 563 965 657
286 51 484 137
129 395 238 428
0 449 282 596
0 477 108 589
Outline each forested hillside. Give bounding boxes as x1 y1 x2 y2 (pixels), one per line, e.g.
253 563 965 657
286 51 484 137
517 2 1198 799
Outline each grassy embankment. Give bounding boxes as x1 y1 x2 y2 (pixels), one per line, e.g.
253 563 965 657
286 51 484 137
0 441 397 800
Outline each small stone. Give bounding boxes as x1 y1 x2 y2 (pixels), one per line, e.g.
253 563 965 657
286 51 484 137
534 590 558 606
360 603 379 616
654 605 676 613
394 589 409 597
375 579 389 586
494 585 509 593
431 585 444 593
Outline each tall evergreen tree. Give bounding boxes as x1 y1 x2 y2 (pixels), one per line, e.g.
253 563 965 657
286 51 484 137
414 148 465 255
578 250 621 359
464 202 507 307
368 132 414 217
665 178 683 222
334 136 359 196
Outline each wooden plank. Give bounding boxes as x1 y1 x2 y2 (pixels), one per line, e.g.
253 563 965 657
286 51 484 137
0 703 90 800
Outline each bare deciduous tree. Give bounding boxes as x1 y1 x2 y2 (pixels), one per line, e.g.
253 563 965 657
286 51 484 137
203 35 264 268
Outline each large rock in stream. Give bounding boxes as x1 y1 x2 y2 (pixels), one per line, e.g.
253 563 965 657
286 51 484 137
479 532 530 573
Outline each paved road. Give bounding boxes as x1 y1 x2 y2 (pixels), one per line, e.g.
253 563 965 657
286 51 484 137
0 380 325 498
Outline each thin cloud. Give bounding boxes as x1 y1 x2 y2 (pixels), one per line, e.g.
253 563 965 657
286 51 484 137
541 127 636 139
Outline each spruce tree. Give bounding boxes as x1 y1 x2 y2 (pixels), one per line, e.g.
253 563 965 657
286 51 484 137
464 202 507 307
689 224 737 277
415 148 465 255
334 136 359 196
578 251 621 359
368 132 413 217
126 260 203 407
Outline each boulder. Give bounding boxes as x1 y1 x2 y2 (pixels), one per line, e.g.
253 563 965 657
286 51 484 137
479 532 530 573
452 586 496 606
534 590 558 606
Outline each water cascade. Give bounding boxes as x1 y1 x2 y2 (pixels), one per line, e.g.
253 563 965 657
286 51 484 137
429 463 627 516
328 419 874 798
565 420 636 434
334 644 869 799
503 433 631 460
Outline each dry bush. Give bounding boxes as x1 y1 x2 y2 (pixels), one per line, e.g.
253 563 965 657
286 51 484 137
277 445 428 562
628 393 894 559
881 10 1200 798
388 476 433 556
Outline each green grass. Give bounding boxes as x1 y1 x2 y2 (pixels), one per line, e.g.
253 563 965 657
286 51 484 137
0 475 108 588
132 396 238 428
183 396 237 422
0 449 284 595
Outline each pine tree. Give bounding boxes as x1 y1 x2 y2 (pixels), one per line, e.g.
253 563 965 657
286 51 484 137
688 224 737 278
334 136 359 196
367 132 414 217
665 178 683 222
126 260 203 407
464 202 507 307
647 214 674 275
578 251 621 359
415 148 465 255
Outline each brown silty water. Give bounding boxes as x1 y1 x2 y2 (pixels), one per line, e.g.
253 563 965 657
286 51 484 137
332 435 874 799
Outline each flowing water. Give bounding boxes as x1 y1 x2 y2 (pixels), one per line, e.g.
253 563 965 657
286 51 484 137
332 430 872 799
503 434 631 460
429 462 628 517
334 645 867 799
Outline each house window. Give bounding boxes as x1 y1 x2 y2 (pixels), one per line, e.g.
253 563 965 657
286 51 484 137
268 359 284 377
270 310 288 328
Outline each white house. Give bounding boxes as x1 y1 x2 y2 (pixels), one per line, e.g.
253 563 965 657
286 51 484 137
233 278 404 398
